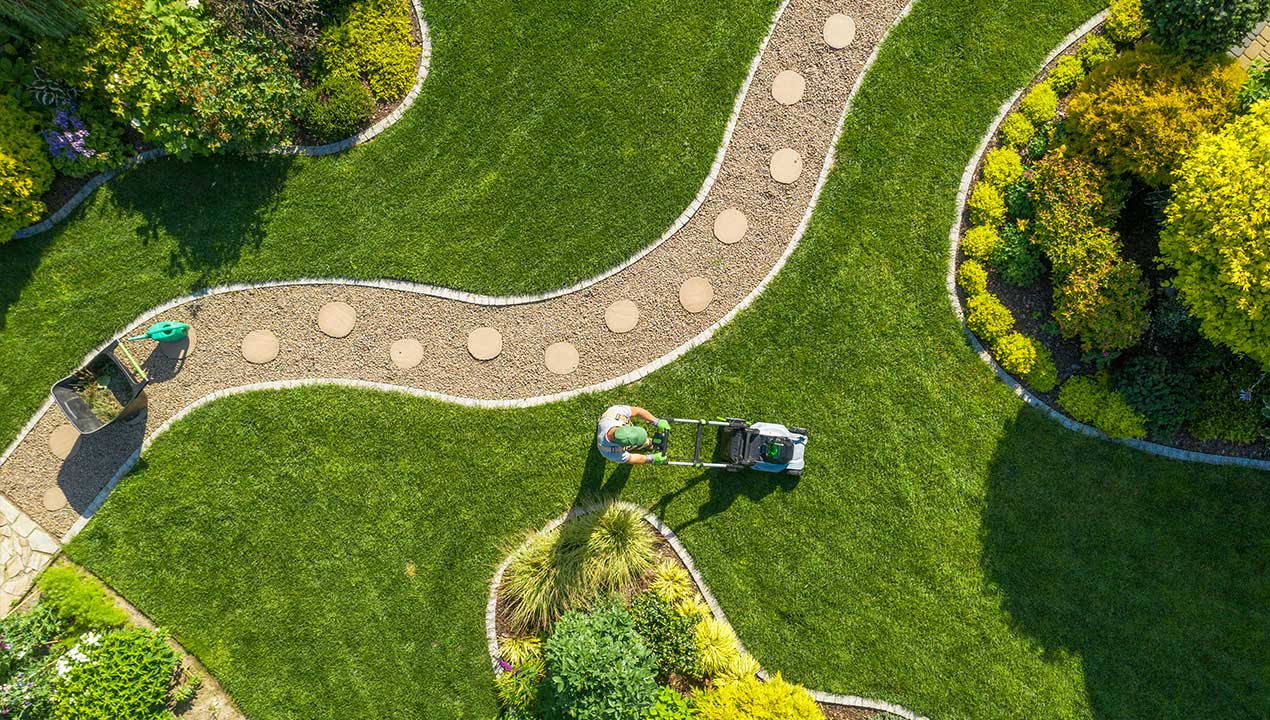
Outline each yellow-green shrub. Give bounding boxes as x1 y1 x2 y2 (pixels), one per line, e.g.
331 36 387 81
1020 82 1059 124
1065 43 1246 186
694 673 823 720
967 184 1006 228
961 225 1002 261
0 95 53 241
999 112 1035 149
1058 375 1148 438
1078 35 1117 70
1049 55 1086 94
957 259 989 296
966 293 1014 342
1159 100 1270 367
981 147 1023 188
1106 0 1146 45
319 0 419 101
1053 257 1149 352
993 332 1038 375
695 617 740 679
1025 345 1059 392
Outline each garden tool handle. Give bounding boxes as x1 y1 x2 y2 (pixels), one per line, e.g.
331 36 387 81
116 342 149 381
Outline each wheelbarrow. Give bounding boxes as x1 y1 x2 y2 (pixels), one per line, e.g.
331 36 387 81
51 340 152 435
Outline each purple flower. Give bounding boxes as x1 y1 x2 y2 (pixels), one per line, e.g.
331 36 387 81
42 107 96 161
1238 388 1253 402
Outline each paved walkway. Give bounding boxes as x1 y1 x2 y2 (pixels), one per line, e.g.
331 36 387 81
0 0 908 613
1232 20 1270 68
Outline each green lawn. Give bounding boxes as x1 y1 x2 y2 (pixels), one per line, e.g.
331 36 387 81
0 0 778 450
65 0 1270 718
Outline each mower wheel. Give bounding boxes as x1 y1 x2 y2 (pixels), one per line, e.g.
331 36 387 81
786 468 802 477
790 427 808 436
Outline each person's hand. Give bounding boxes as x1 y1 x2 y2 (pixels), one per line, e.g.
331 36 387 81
649 452 667 465
656 418 671 432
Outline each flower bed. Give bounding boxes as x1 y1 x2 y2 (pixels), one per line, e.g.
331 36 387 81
953 0 1270 460
0 0 424 238
488 502 908 720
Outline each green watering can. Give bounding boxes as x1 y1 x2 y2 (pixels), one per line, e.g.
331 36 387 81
127 321 190 344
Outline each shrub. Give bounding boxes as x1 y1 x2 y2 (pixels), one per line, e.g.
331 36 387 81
1058 375 1148 438
991 223 1044 287
1141 0 1270 57
1053 257 1150 352
694 618 740 679
1114 355 1202 436
0 95 52 241
981 147 1023 189
302 74 374 141
994 332 1039 375
967 184 1006 228
1049 55 1086 94
496 655 544 718
52 627 180 720
648 560 694 605
501 503 657 631
1028 151 1123 254
1025 121 1055 160
41 103 126 177
1065 43 1246 186
1025 345 1059 392
1159 100 1270 367
539 605 659 720
1042 225 1121 283
693 674 823 720
1078 35 1117 70
1189 375 1265 441
957 259 989 296
966 293 1015 342
1240 63 1270 113
1002 178 1034 219
1020 82 1059 124
647 687 695 720
318 0 418 102
204 0 321 63
1106 0 1147 45
961 224 1002 261
35 566 128 636
499 635 543 667
999 112 1035 149
630 592 700 680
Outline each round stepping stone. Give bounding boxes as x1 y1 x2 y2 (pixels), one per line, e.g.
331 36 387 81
48 424 79 461
771 70 806 105
42 487 67 512
545 342 579 375
823 13 856 49
390 338 424 369
769 148 803 184
318 301 356 338
159 325 196 360
467 327 503 361
679 276 714 313
241 330 279 364
713 208 748 245
605 300 640 333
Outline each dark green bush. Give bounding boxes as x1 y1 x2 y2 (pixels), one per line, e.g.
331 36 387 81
1114 355 1202 436
991 224 1044 287
1025 121 1055 160
1003 178 1034 219
1141 0 1270 57
539 605 659 720
302 74 374 140
35 565 128 636
52 627 179 720
629 592 699 680
1189 375 1266 441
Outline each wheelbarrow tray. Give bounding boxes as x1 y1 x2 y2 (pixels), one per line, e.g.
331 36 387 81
51 340 149 435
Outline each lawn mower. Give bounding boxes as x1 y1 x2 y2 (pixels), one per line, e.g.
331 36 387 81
651 417 808 476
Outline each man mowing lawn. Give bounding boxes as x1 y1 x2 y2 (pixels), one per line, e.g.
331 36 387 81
596 404 670 464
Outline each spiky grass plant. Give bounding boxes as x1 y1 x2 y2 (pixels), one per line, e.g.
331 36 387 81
695 617 741 678
722 653 761 682
498 635 543 668
501 503 657 632
649 559 693 604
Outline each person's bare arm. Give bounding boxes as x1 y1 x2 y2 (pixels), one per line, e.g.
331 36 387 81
627 453 650 464
629 406 657 424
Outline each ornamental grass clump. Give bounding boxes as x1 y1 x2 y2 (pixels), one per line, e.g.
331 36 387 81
501 504 656 631
649 559 694 605
694 617 741 678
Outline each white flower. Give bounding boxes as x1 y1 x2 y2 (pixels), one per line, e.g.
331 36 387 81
81 631 101 647
186 0 199 7
54 656 70 679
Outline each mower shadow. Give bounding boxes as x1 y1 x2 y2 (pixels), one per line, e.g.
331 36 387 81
652 433 800 533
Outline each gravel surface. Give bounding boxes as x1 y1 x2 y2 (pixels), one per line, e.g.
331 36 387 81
0 0 908 537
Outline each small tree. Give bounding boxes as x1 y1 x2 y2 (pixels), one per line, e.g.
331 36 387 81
1160 100 1270 367
1141 0 1270 57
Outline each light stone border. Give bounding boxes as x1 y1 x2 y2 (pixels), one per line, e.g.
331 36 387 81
12 0 433 241
1 0 918 485
485 500 931 720
945 11 1270 473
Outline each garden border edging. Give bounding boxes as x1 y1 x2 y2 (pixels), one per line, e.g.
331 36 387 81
943 10 1270 473
485 499 932 720
11 0 434 241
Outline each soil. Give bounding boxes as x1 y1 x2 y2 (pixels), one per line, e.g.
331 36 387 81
954 23 1270 461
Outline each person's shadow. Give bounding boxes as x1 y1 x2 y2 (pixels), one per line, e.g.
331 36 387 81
571 444 631 511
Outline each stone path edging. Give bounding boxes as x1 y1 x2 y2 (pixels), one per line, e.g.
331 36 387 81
486 499 931 720
944 11 1270 473
12 0 433 241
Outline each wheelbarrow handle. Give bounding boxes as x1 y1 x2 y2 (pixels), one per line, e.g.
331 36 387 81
115 342 149 382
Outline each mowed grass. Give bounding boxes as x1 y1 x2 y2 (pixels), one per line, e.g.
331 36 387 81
0 0 778 450
65 0 1270 719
